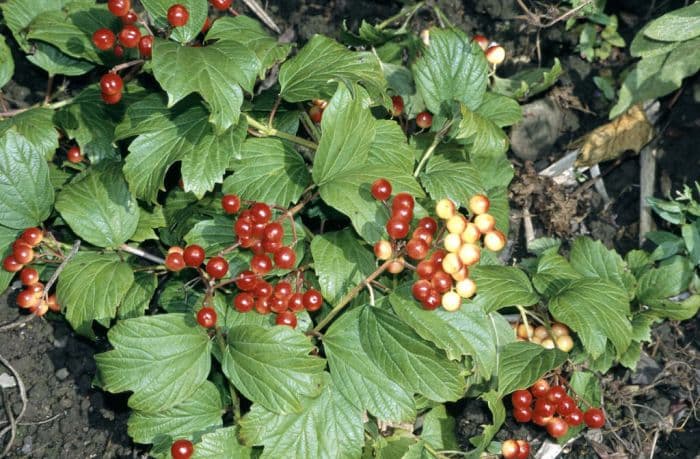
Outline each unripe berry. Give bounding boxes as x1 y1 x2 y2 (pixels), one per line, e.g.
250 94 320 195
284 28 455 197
483 230 506 251
373 240 393 260
486 44 506 65
458 243 480 266
441 291 461 312
390 95 404 117
435 199 456 220
460 222 481 244
387 257 405 274
501 440 519 459
541 338 556 349
551 322 570 337
455 278 476 298
473 213 496 233
472 34 489 51
451 266 468 282
446 214 467 235
468 194 490 215
556 335 574 352
441 252 462 275
443 233 462 253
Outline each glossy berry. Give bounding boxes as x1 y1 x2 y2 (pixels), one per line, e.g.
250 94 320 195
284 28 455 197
274 246 296 269
501 440 519 459
483 230 506 252
411 279 432 301
412 227 434 245
513 406 532 423
254 280 272 298
387 258 405 274
234 217 253 238
273 281 293 300
221 194 241 214
511 389 533 409
113 44 124 58
516 440 530 459
303 289 323 312
421 289 441 310
92 28 116 51
275 311 297 328
235 270 257 291
251 254 273 274
468 194 490 215
210 0 233 11
565 408 584 427
100 73 123 96
165 252 185 271
406 238 429 260
170 439 194 459
391 95 404 116
138 35 153 58
417 217 438 234
584 408 605 429
234 293 255 312
547 385 567 404
416 111 432 129
13 242 34 265
288 293 305 312
121 10 138 25
373 240 393 260
392 192 414 212
534 398 556 417
21 227 44 246
431 270 452 294
392 206 413 223
206 256 229 279
546 417 569 438
67 146 84 163
118 25 141 48
472 34 489 51
531 378 550 398
557 396 576 416
168 4 190 27
416 260 437 279
370 178 392 201
20 267 39 286
486 44 506 65
108 0 131 17
263 222 284 243
183 244 205 267
441 291 461 312
197 307 217 328
102 91 123 105
3 256 23 273
386 218 410 240
250 202 272 224
308 106 323 123
16 289 39 309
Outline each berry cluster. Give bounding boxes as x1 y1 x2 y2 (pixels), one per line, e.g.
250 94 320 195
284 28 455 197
308 99 327 123
501 439 530 459
510 379 606 440
2 228 59 316
472 33 506 66
514 322 574 352
224 194 322 328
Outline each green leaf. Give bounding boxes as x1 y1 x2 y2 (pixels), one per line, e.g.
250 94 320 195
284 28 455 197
127 381 222 444
644 3 700 42
491 58 562 100
131 206 166 242
469 391 505 455
2 0 70 51
0 108 59 160
647 294 700 321
95 313 213 411
637 255 692 302
205 16 291 78
0 225 22 293
369 120 417 173
0 131 54 229
475 93 522 127
118 272 157 319
549 278 632 358
57 252 134 338
312 84 375 184
412 28 489 115
152 39 259 133
193 426 252 459
470 153 514 190
631 25 681 58
456 104 509 157
140 0 208 44
682 220 700 265
279 35 386 103
27 42 94 76
419 151 484 207
324 308 416 423
223 138 311 206
471 266 539 312
239 375 364 459
421 405 458 450
184 216 238 254
310 230 376 305
359 306 466 402
55 162 139 248
115 94 247 202
569 237 629 290
0 35 14 88
497 342 567 396
389 288 498 378
222 325 326 413
533 250 580 296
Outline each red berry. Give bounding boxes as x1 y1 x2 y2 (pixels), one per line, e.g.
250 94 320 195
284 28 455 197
391 95 404 117
511 389 533 409
386 217 409 240
534 398 556 417
275 311 297 328
472 34 489 51
121 10 138 25
113 44 124 58
421 289 441 310
303 289 323 312
138 35 153 58
411 280 432 301
206 256 229 279
274 246 296 269
308 106 323 123
255 296 271 314
530 378 550 398
13 242 34 265
47 294 60 312
183 245 205 267
19 267 39 286
370 178 392 201
170 439 194 459
263 222 284 243
251 254 272 274
392 206 413 223
254 280 272 298
102 91 122 105
288 293 305 312
234 293 255 312
165 252 185 271
547 385 567 405
196 307 217 328
412 227 434 245
167 4 189 27
108 0 131 17
16 289 39 309
501 440 519 459
416 111 432 129
210 0 233 11
234 216 253 238
100 73 123 96
262 239 283 253
417 217 438 234
3 256 23 273
584 408 605 429
250 203 272 224
21 228 43 246
201 17 212 33
221 194 241 214
557 396 576 416
235 270 257 291
546 417 569 438
274 281 293 300
416 260 438 279
67 146 84 163
118 25 141 48
391 192 414 212
406 238 429 260
565 408 584 427
430 270 452 293
513 406 532 423
92 28 116 51
532 413 552 426
516 440 530 459
269 297 288 314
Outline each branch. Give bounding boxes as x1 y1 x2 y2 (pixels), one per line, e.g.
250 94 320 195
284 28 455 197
245 114 319 150
119 244 165 264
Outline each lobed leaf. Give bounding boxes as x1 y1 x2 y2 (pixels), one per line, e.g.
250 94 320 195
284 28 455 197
471 266 539 312
497 342 567 396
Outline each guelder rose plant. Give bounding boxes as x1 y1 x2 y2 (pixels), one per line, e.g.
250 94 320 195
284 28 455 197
0 1 697 458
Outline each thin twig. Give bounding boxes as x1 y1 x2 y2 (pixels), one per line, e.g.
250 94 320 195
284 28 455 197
44 240 81 294
43 75 54 105
0 354 28 457
239 0 280 33
0 315 35 332
119 244 165 264
0 98 73 118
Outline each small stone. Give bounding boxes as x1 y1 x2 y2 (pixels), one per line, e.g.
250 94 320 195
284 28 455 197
59 397 73 409
0 372 17 389
55 368 70 381
631 352 662 385
510 98 563 161
100 408 115 421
